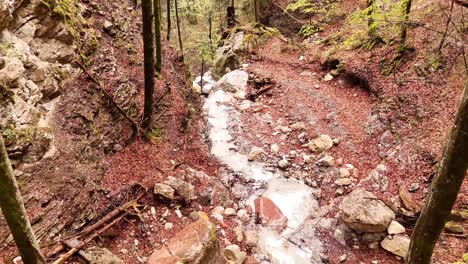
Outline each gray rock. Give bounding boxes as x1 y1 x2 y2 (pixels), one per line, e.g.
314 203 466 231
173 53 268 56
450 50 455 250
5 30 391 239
381 234 410 258
244 230 258 247
165 176 195 202
224 244 246 264
387 220 405 235
84 247 123 264
214 70 248 94
339 189 395 232
308 135 333 152
154 183 175 200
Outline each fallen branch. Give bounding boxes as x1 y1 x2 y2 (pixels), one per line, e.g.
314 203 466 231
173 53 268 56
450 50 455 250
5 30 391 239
52 211 130 264
75 61 147 138
452 0 468 8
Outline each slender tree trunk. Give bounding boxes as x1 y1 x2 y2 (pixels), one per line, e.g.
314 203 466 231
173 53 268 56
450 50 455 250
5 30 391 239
254 0 258 22
174 0 184 59
0 135 46 264
366 0 376 38
200 57 204 91
400 0 413 46
406 83 468 264
154 0 162 73
437 1 454 54
141 0 155 128
166 0 171 41
208 14 213 48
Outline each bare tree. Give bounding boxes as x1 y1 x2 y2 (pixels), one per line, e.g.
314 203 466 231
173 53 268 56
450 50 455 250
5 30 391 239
154 0 163 73
406 83 468 264
141 0 155 128
0 135 46 263
166 0 171 41
174 0 184 59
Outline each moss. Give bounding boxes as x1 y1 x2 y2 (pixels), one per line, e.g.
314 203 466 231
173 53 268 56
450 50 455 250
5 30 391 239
242 24 281 49
41 0 82 41
0 83 14 102
1 127 37 145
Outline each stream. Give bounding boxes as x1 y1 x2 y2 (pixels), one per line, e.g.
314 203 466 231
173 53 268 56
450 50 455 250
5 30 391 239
198 70 325 264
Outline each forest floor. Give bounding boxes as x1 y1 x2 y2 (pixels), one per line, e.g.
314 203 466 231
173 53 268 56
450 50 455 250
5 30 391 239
0 0 466 263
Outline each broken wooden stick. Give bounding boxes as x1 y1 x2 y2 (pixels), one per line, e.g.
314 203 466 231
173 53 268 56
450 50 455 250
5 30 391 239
52 210 130 264
75 61 147 138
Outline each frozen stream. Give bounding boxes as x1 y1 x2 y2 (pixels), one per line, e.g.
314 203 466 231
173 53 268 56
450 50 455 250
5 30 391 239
200 70 324 264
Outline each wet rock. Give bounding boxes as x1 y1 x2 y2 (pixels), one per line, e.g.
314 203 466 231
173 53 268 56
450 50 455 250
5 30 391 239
164 176 195 203
215 70 248 94
148 215 226 264
380 234 410 258
387 221 405 235
248 146 264 161
339 189 395 233
84 247 123 264
307 135 333 152
244 230 258 247
254 197 288 232
154 183 175 200
223 244 246 264
317 155 334 167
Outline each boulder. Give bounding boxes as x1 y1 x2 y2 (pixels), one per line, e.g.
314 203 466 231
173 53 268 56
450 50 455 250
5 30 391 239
380 234 410 258
215 70 248 94
339 189 395 232
164 176 195 203
212 32 245 78
148 215 226 264
254 197 288 232
307 135 333 152
0 57 25 86
154 183 175 200
387 220 405 235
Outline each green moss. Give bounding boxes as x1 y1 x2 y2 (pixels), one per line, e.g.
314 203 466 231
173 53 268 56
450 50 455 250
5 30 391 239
41 0 82 41
1 127 37 145
242 24 281 49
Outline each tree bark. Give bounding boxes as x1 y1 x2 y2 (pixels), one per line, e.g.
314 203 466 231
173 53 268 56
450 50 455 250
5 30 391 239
154 0 163 73
400 0 412 46
166 0 171 41
174 0 184 59
0 135 46 264
406 83 468 264
437 1 454 53
141 0 155 128
254 0 258 22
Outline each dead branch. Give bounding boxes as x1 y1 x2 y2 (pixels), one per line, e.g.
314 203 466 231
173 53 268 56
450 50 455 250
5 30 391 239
51 210 130 264
75 61 147 138
452 0 468 8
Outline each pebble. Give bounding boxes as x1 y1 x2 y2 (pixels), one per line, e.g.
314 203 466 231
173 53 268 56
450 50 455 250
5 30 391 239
409 182 420 192
244 230 259 247
387 220 406 235
278 158 289 169
224 208 237 216
271 144 280 153
317 155 334 167
164 223 173 230
339 254 347 262
335 178 352 186
339 168 351 178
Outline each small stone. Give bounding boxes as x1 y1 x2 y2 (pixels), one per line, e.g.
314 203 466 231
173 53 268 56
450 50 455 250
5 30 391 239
381 234 410 258
290 122 306 131
244 230 258 247
103 20 113 31
339 168 351 178
317 155 334 167
299 56 304 61
224 244 246 264
189 211 200 221
164 176 195 202
271 144 280 153
368 241 379 249
279 126 292 133
339 254 347 262
335 178 352 186
387 221 405 235
248 147 264 161
330 69 340 76
278 158 289 169
303 155 313 164
234 225 244 242
333 138 340 145
164 222 173 230
308 135 333 152
334 229 346 246
314 84 320 89
224 208 237 216
408 182 420 192
237 209 249 221
154 183 175 200
324 73 334 81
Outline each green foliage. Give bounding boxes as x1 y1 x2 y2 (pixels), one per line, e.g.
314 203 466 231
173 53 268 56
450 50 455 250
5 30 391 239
299 23 322 38
286 0 337 15
243 24 281 49
1 127 37 145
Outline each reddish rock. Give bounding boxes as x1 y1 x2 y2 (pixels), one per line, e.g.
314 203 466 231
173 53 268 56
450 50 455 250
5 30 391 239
254 197 288 232
148 215 226 264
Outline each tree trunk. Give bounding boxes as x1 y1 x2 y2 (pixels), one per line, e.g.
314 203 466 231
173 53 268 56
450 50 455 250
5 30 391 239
154 0 162 73
0 135 46 264
437 1 454 54
400 0 412 46
366 0 376 37
141 0 155 128
406 83 468 264
254 0 258 22
174 0 184 59
200 56 204 91
166 0 171 41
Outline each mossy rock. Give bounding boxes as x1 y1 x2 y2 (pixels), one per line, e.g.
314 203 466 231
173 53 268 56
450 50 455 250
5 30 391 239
445 221 465 234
